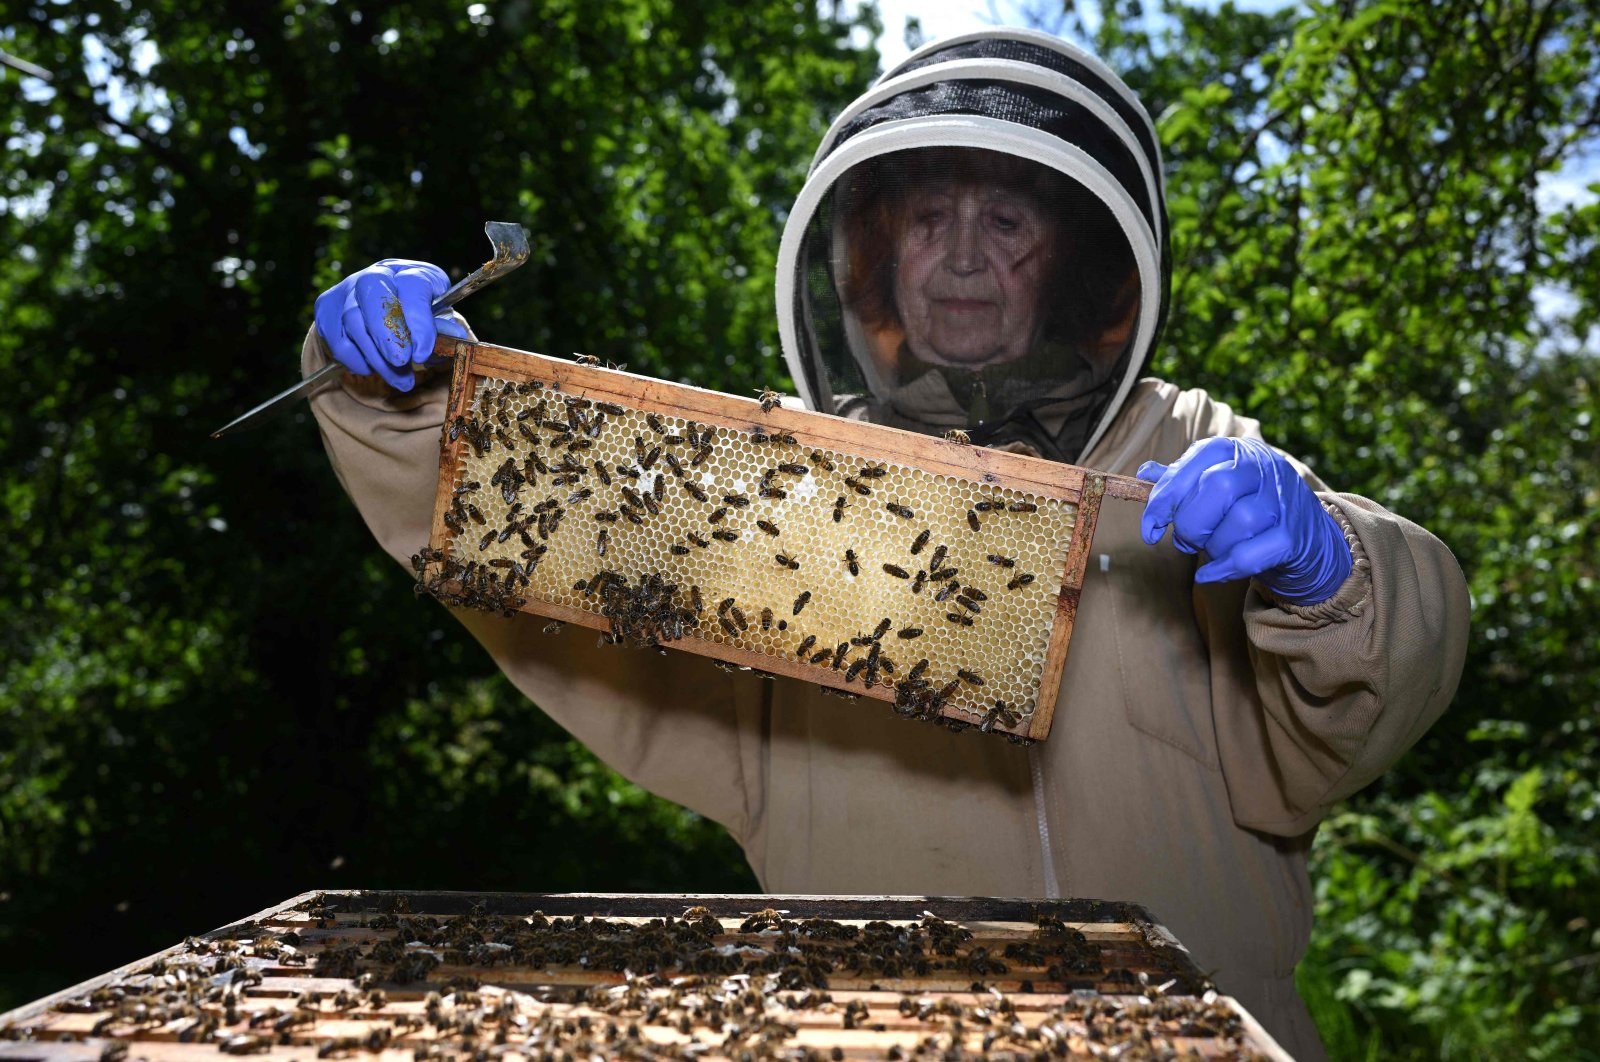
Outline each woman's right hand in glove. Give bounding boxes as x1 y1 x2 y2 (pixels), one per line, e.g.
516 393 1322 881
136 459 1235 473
313 259 468 392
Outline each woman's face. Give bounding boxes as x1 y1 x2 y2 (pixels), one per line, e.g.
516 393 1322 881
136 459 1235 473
893 182 1052 368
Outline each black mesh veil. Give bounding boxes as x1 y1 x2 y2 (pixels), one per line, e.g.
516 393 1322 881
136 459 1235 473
777 30 1169 464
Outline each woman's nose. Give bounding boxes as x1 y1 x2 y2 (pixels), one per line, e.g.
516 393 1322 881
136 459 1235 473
942 214 986 276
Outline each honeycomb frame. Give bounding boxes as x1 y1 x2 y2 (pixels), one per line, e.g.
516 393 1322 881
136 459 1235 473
423 337 1151 741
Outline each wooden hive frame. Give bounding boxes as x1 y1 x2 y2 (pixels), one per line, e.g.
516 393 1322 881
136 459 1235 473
422 337 1152 742
0 890 1292 1061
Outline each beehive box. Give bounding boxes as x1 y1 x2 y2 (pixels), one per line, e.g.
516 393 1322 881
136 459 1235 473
0 891 1290 1060
415 338 1151 742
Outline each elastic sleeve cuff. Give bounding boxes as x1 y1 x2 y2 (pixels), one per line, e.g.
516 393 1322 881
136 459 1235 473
1255 498 1372 623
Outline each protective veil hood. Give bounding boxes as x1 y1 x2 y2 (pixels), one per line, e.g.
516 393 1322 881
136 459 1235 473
776 28 1170 463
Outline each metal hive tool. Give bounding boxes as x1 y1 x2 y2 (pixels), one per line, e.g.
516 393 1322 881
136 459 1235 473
416 337 1151 742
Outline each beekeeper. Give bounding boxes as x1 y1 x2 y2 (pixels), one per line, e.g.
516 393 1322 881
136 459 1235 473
304 29 1469 1060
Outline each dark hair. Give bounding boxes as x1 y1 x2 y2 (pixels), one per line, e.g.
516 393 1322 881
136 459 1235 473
836 147 1139 353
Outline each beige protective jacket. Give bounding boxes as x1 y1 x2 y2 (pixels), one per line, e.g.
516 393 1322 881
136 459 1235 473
304 330 1470 1061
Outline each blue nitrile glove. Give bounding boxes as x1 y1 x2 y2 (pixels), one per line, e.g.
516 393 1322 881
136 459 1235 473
313 258 469 393
1136 437 1354 606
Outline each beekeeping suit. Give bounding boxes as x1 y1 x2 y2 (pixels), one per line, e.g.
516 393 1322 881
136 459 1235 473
304 29 1470 1060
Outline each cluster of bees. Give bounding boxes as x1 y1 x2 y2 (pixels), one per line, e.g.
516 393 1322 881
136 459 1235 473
305 900 1114 990
412 372 1070 738
6 896 1271 1061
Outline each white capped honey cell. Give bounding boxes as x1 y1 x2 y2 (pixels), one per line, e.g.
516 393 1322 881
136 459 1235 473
443 376 1078 726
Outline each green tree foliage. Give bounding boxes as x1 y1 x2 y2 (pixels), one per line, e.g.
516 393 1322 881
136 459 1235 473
2 0 1596 1056
1083 0 1600 1055
0 0 877 1010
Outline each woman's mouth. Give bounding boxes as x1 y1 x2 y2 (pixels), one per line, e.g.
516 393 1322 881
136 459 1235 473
934 299 994 314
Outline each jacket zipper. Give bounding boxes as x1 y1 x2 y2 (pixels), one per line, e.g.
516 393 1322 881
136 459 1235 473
1029 744 1061 898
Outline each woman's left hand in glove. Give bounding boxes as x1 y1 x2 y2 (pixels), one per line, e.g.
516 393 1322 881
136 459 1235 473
1136 437 1354 606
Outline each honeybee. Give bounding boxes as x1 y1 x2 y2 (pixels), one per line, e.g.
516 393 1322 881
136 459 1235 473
980 702 1022 733
844 549 860 576
885 502 914 519
809 451 836 472
967 509 981 532
798 634 817 656
1008 501 1039 513
775 553 800 571
944 428 971 445
882 563 910 579
833 496 847 522
793 591 812 615
910 529 930 555
757 519 780 537
987 553 1015 568
957 668 985 687
897 627 923 640
756 387 782 412
1007 573 1036 590
573 353 601 365
595 401 625 415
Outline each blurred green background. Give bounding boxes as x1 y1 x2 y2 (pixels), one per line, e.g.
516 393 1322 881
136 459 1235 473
2 0 1596 1057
